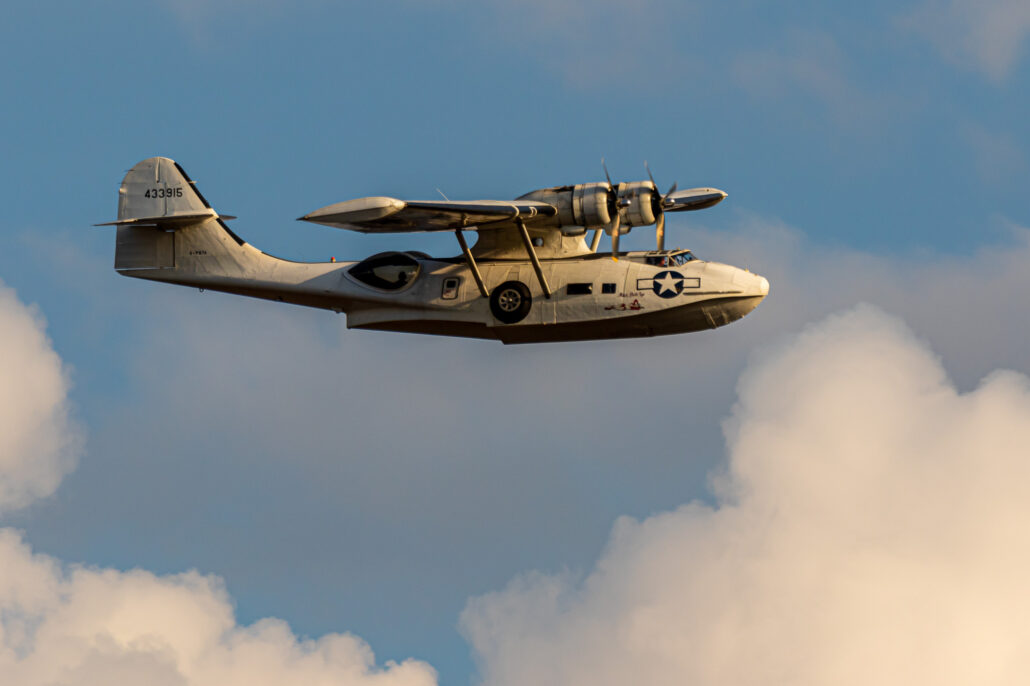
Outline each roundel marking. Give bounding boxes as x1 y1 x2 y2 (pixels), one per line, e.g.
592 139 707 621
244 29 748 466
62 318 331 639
652 270 685 298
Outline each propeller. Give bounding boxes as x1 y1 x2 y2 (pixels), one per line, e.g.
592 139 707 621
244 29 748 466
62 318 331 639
602 158 625 260
596 160 725 256
645 161 678 252
610 211 622 260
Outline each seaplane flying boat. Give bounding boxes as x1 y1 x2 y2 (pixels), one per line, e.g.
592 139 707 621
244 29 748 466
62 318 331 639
100 157 768 343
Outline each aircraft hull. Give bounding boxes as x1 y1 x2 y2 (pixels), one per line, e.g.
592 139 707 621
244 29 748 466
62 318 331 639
122 248 768 344
352 295 765 343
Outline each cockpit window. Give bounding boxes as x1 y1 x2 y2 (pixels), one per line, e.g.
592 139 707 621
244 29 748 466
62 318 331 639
645 251 697 267
348 252 421 290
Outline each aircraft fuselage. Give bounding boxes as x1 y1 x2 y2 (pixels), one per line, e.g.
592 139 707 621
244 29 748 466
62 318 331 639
122 231 767 343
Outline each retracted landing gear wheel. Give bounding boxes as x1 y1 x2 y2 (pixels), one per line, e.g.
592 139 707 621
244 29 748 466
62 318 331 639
490 280 532 324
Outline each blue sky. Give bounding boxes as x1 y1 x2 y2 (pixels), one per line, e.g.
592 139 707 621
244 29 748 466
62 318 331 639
1 1 1029 684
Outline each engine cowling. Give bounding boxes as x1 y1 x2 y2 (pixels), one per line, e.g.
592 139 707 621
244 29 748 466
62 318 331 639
617 181 659 227
518 183 615 234
571 182 613 228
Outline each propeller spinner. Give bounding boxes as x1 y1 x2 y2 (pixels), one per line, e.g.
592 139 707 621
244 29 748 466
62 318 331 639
598 160 728 257
644 161 727 251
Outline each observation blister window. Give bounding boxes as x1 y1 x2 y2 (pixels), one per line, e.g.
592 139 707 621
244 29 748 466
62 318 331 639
348 252 421 290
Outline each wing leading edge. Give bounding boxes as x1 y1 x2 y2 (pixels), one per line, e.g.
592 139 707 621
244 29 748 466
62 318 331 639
299 197 558 233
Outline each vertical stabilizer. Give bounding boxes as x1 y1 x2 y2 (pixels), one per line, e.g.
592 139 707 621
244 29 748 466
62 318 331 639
105 157 252 274
117 157 214 222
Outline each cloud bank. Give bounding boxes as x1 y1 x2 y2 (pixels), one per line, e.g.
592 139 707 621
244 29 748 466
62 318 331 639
0 528 437 686
462 305 1030 685
0 282 79 512
686 217 1030 389
0 284 437 686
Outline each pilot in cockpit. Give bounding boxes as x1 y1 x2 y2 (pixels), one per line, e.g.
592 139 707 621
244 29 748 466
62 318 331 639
645 251 697 267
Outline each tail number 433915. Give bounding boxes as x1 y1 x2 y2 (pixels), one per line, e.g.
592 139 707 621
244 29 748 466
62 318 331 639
144 187 183 198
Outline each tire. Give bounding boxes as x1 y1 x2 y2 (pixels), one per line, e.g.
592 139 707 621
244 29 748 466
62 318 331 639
490 281 532 324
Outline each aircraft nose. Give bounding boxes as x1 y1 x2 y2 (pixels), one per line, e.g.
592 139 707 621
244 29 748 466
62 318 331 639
757 275 770 296
696 266 769 328
733 268 769 298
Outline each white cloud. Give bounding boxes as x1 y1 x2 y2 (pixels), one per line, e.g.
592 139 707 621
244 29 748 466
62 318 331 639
905 0 1030 82
0 282 80 512
461 304 1030 684
684 216 1030 389
0 528 437 686
0 281 437 686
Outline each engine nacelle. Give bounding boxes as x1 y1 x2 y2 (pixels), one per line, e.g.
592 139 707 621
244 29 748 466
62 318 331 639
517 183 615 233
617 181 659 227
571 182 613 228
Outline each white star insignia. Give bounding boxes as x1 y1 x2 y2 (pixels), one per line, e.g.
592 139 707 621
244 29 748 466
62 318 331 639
654 272 682 296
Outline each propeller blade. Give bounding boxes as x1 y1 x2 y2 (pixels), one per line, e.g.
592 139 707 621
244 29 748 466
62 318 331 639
656 213 665 252
644 160 656 188
602 158 613 187
610 213 621 260
666 181 677 197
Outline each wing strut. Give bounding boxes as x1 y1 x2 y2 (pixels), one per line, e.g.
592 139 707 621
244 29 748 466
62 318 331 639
515 218 551 299
455 229 489 298
589 228 603 252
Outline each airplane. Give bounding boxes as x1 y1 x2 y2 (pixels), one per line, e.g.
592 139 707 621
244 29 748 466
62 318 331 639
99 157 768 344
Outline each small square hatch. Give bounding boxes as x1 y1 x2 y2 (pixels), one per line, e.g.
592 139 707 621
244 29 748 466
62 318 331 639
442 277 461 299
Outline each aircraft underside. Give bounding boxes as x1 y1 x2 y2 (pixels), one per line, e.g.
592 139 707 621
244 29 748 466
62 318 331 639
351 295 766 343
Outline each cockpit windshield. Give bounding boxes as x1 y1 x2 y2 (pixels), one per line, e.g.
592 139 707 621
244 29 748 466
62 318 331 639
644 251 697 267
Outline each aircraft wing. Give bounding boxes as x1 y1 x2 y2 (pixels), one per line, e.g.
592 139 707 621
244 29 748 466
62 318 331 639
299 197 558 233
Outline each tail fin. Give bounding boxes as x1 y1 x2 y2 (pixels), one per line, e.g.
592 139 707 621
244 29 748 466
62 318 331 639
101 157 245 272
99 157 224 227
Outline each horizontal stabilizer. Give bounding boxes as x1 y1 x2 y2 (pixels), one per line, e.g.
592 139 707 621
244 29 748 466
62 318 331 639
101 156 235 229
95 210 234 228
